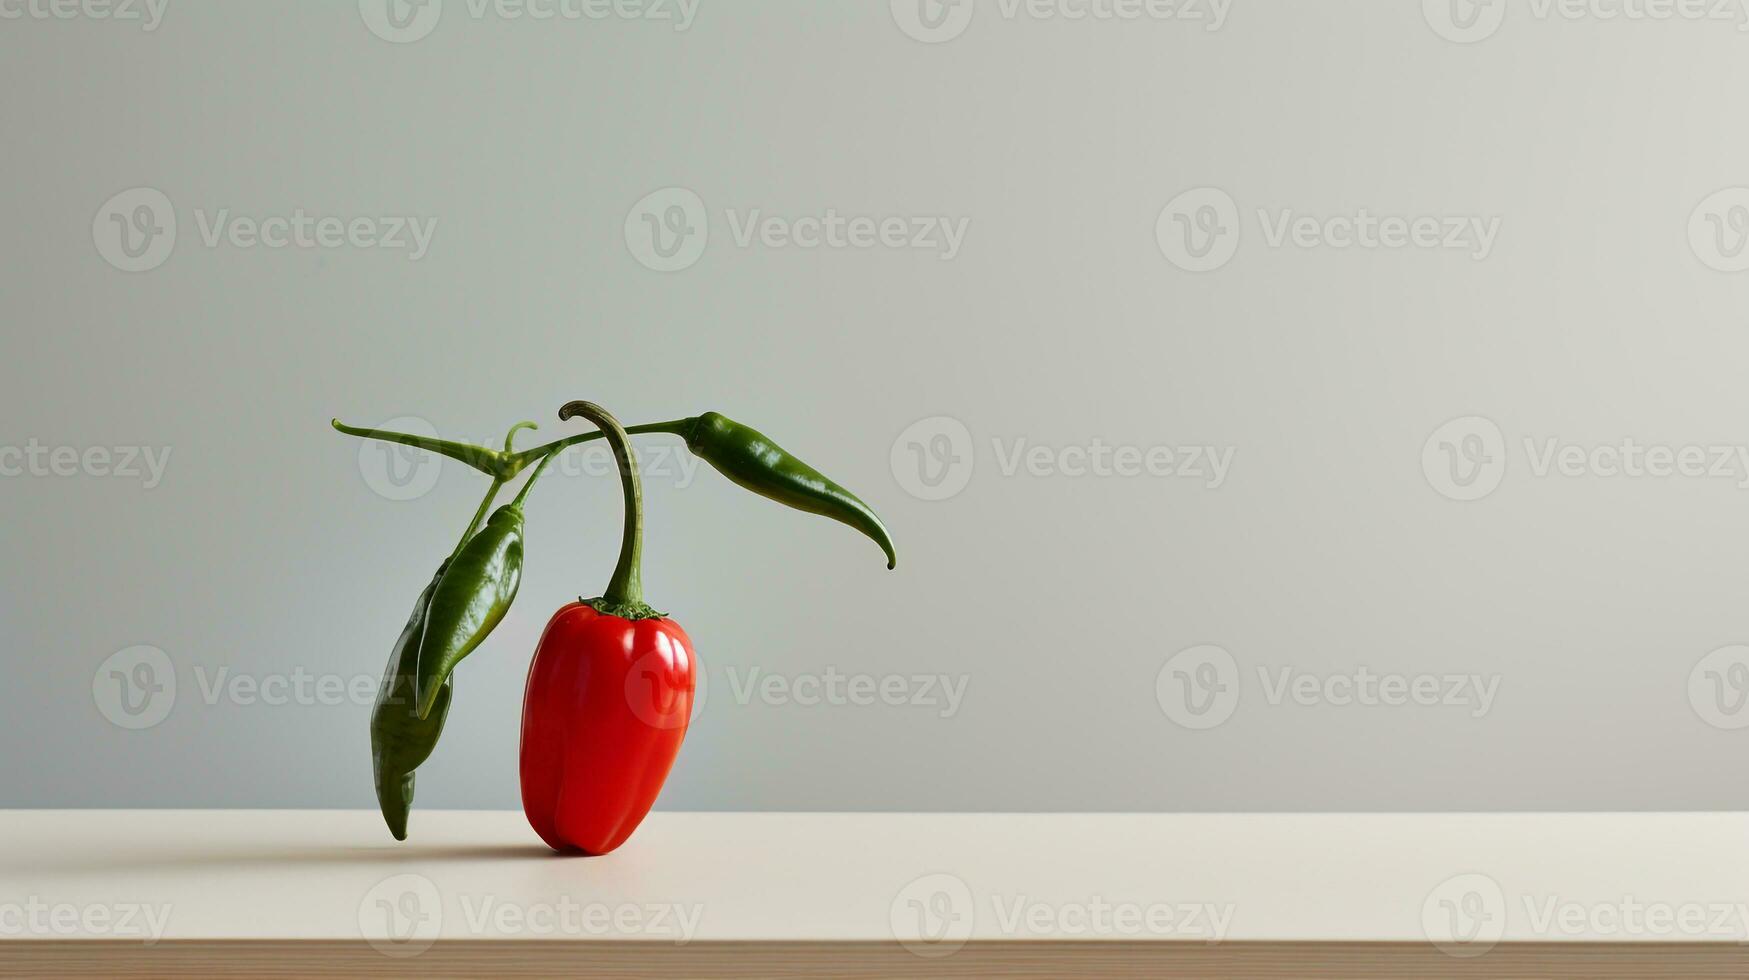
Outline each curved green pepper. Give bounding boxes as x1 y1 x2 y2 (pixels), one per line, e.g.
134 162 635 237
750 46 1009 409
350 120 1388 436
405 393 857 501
685 411 897 569
413 503 524 720
370 561 454 841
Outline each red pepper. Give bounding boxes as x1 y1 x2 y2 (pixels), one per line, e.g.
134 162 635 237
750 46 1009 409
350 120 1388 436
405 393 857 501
518 401 696 854
520 603 695 853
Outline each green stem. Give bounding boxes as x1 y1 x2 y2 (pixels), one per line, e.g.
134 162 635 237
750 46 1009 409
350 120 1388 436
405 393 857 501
558 401 646 612
331 419 503 477
332 416 697 483
509 449 556 509
503 420 538 455
503 418 696 475
452 478 504 560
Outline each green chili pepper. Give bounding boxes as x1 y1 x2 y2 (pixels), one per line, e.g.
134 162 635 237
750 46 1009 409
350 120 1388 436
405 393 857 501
370 560 454 841
685 411 897 569
413 503 524 719
410 427 556 720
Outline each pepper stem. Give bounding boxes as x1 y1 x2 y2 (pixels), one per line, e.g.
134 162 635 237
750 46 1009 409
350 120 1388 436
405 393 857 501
503 420 538 455
558 401 657 619
509 449 555 509
452 478 504 560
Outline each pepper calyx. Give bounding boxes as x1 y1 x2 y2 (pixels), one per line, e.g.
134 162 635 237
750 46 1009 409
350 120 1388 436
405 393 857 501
582 596 666 621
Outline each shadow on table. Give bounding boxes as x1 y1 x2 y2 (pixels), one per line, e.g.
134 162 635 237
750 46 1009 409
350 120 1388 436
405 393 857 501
7 842 570 876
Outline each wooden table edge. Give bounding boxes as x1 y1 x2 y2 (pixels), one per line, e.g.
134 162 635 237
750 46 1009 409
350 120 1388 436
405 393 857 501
7 939 1749 978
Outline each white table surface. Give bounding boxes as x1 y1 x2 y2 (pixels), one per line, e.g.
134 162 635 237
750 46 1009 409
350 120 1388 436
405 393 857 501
3 810 1747 949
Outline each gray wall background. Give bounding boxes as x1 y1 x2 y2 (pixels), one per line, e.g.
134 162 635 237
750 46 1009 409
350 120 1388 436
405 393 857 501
5 0 1749 812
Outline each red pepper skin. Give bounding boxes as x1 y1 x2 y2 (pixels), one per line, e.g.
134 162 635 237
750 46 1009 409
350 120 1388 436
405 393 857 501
519 601 696 855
